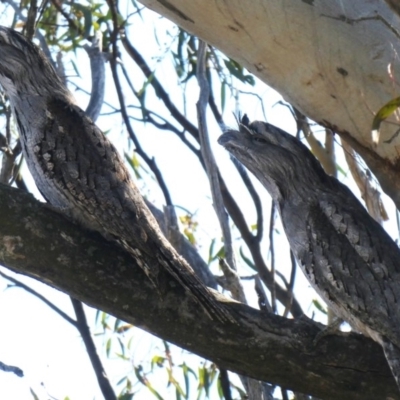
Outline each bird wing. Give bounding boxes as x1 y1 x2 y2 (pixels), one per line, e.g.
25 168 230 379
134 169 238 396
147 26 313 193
297 193 400 346
35 97 147 237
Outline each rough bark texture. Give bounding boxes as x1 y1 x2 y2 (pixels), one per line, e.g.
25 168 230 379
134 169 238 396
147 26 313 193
138 0 400 208
0 183 398 400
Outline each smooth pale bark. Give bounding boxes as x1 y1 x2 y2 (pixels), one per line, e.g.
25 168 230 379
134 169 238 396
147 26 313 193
0 183 398 399
138 0 400 207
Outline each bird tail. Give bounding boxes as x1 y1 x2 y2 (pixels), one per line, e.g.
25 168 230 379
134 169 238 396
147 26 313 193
382 337 400 391
160 248 237 324
119 237 236 324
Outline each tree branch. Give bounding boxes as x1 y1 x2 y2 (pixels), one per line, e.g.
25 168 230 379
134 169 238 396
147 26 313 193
84 31 106 122
70 298 117 400
0 183 398 400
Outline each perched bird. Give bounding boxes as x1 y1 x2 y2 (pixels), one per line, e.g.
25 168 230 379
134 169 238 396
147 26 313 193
219 115 400 389
0 26 230 322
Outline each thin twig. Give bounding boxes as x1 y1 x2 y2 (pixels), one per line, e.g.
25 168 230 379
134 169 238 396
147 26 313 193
268 203 277 313
119 28 199 139
283 251 297 318
342 139 388 224
0 270 78 327
25 0 38 40
118 62 201 156
71 298 117 400
219 175 303 316
254 274 272 312
230 156 264 242
218 258 246 302
162 205 218 288
293 108 336 175
107 14 173 206
0 360 23 377
196 40 245 303
50 0 83 36
1 0 53 62
218 368 233 400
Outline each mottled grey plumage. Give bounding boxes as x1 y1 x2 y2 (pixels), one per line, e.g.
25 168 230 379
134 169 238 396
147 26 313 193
219 115 400 388
0 26 231 322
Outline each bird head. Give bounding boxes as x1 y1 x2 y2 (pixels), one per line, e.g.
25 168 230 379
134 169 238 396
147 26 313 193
0 26 70 101
218 115 329 201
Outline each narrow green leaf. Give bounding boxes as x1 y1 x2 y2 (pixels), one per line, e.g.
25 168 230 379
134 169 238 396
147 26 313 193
372 96 400 132
208 239 216 264
151 355 165 370
70 60 81 79
116 376 127 386
29 388 39 400
312 299 327 315
106 337 112 357
217 374 224 399
136 369 164 400
181 363 190 398
117 337 125 356
118 393 134 400
72 3 93 39
220 81 226 112
239 246 256 271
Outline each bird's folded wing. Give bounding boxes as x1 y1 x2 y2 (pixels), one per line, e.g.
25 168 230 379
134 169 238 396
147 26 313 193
300 197 400 346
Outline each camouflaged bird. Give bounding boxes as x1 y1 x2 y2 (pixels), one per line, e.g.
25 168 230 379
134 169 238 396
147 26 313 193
219 115 400 390
0 26 231 322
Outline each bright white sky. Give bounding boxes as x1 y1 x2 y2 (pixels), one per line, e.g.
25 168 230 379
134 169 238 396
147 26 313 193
0 4 398 400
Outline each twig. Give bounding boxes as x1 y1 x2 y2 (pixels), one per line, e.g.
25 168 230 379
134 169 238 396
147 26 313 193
218 368 233 400
107 19 173 206
268 203 277 313
196 40 245 302
218 258 246 302
50 0 83 36
281 388 290 400
254 274 272 312
0 140 21 185
84 31 106 121
230 157 264 242
25 0 38 40
219 176 303 316
342 139 388 224
1 0 53 62
119 28 199 139
283 251 296 318
162 205 218 289
0 270 78 327
71 298 117 400
293 108 336 176
0 360 23 377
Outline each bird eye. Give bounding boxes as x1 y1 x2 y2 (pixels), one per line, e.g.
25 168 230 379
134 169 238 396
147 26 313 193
252 135 267 143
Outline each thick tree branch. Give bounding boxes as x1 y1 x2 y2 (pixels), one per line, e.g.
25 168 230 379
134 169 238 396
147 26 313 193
0 183 398 400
